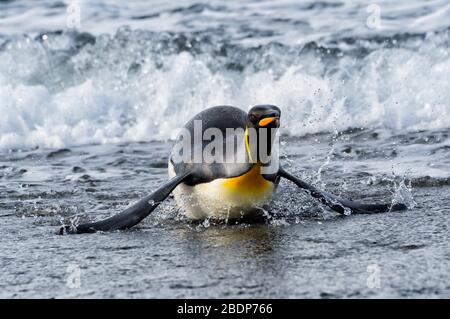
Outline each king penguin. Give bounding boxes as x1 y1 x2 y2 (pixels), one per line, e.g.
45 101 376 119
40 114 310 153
168 105 280 221
60 105 407 234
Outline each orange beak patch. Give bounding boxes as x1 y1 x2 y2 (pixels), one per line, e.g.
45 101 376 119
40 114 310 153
258 117 276 127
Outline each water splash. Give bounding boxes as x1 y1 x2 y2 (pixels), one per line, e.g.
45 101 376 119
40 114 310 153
316 142 335 187
391 179 416 210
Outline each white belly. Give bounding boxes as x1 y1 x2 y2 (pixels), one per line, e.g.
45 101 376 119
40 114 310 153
168 163 275 220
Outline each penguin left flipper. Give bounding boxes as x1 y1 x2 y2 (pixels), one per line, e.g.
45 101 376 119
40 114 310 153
278 167 407 214
59 172 190 234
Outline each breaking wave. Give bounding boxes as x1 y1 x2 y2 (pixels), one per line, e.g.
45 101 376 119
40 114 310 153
0 26 449 150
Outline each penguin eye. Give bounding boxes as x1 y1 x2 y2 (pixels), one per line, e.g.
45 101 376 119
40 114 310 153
249 114 257 123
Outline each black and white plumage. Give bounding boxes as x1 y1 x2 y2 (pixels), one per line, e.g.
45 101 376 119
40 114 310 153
60 105 406 234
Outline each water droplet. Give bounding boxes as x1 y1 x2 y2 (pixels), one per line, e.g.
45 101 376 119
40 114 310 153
202 218 210 228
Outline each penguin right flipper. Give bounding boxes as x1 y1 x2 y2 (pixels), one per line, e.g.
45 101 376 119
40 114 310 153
59 172 190 234
278 167 407 214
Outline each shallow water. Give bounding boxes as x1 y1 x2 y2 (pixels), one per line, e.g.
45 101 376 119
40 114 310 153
1 130 449 298
0 0 449 298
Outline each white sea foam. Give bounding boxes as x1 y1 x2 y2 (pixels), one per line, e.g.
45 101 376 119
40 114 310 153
0 1 449 150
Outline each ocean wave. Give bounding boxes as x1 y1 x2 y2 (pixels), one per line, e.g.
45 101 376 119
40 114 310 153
0 28 449 150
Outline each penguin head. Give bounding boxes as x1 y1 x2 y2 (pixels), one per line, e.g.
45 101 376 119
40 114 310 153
245 105 281 163
247 105 281 130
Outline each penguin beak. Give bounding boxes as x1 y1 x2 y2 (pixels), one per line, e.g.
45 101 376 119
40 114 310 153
258 117 279 127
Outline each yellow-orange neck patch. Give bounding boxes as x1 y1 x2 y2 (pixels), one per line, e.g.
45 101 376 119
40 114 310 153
222 164 271 195
244 127 254 163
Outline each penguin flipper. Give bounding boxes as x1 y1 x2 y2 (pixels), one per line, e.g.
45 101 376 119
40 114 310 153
278 167 407 214
59 172 190 234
